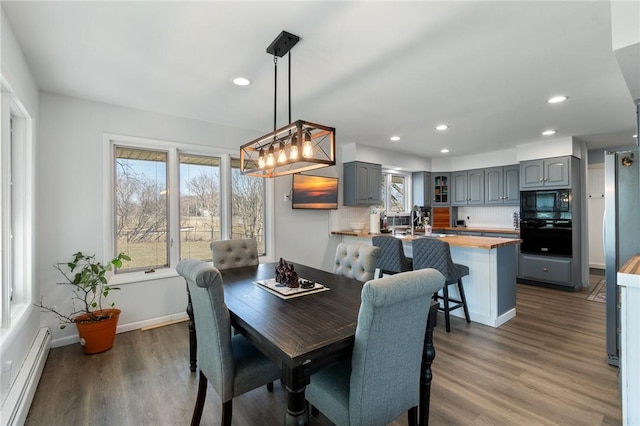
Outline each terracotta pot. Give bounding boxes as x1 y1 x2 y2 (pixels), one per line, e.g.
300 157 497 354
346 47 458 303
74 308 121 354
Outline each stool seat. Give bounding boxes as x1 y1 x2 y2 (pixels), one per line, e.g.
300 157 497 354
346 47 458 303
411 237 471 332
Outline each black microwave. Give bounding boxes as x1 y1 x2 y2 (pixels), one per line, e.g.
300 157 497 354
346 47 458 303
520 190 571 220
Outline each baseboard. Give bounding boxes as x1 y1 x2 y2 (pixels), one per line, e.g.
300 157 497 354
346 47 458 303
50 312 188 348
1 328 50 426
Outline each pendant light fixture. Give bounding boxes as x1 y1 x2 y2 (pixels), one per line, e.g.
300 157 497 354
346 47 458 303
240 31 336 178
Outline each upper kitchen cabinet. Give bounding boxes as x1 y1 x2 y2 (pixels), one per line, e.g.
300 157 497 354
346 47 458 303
412 171 431 207
485 165 520 205
520 156 571 189
452 169 484 205
343 161 382 206
431 173 450 205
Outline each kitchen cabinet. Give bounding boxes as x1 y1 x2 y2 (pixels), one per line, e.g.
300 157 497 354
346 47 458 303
520 156 571 189
343 161 382 206
431 173 450 205
519 253 574 287
485 165 520 205
452 169 484 205
412 171 431 207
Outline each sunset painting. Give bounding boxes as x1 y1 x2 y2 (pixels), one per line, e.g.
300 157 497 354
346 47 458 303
292 174 338 210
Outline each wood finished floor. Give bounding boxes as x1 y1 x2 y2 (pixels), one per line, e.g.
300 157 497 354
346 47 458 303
26 281 621 426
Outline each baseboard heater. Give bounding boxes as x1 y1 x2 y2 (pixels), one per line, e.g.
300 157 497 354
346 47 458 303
1 328 51 426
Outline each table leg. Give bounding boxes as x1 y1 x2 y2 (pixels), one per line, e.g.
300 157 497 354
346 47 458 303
282 364 309 426
419 302 438 426
186 284 197 372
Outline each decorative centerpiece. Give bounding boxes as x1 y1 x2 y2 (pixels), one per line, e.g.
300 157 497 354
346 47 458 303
275 258 299 288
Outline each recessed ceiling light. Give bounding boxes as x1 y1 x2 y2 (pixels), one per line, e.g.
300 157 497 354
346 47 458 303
542 130 556 136
548 95 568 104
440 148 450 154
390 136 400 141
233 77 251 86
435 124 449 131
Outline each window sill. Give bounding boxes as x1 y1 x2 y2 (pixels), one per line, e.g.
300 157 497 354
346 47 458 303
109 268 180 286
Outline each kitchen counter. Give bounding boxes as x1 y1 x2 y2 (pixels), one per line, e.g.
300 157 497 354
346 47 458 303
433 226 520 235
333 232 520 328
330 231 521 249
617 254 640 424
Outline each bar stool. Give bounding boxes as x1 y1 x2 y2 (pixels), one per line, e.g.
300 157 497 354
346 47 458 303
412 237 471 332
372 235 413 277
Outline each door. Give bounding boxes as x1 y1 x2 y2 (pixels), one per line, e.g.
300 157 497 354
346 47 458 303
503 165 520 205
588 164 605 268
485 167 503 204
451 171 468 205
467 169 484 204
544 157 570 187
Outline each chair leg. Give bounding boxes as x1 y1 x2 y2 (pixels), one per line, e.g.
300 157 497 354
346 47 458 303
191 371 208 426
267 382 274 392
221 400 232 426
457 278 471 323
408 406 418 426
442 284 451 333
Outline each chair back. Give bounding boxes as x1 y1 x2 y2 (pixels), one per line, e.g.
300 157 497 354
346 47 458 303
210 238 259 270
372 235 412 275
176 259 235 401
333 243 381 282
412 237 458 284
349 269 445 425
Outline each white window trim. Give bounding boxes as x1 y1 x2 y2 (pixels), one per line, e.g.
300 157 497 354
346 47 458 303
382 170 412 213
103 133 274 285
0 84 35 330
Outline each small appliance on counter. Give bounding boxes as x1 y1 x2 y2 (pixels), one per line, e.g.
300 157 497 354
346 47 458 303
455 220 466 227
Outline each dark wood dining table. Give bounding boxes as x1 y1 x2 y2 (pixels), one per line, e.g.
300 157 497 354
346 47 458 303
186 262 438 426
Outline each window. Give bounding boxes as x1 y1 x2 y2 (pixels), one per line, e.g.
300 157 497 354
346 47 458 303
380 172 409 212
180 154 221 261
115 147 169 272
1 90 33 328
231 159 265 255
107 134 267 277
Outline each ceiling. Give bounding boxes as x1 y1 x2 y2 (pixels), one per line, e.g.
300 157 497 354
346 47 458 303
2 1 638 159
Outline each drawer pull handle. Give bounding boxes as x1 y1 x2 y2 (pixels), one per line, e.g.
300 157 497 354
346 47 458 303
543 268 548 272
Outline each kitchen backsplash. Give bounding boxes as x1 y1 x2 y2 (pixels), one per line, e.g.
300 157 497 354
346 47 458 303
456 206 519 229
330 205 519 232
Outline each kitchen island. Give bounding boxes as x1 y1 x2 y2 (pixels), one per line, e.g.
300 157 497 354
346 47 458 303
331 231 522 327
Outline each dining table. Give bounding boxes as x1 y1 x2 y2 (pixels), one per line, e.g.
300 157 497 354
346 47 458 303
185 262 438 425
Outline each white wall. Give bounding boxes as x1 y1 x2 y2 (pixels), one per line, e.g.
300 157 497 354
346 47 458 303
0 6 41 408
36 92 271 345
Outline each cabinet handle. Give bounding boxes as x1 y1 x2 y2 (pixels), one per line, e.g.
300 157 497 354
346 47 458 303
504 196 509 200
543 268 548 272
539 178 544 182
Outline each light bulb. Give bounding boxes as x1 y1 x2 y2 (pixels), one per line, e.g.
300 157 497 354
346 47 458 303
289 135 299 160
258 150 265 168
302 134 313 158
277 142 287 163
266 145 275 167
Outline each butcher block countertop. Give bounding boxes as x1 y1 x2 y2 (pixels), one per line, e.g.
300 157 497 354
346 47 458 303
331 231 522 249
619 255 640 275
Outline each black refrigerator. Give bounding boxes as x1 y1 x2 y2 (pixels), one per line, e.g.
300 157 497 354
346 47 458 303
604 147 640 366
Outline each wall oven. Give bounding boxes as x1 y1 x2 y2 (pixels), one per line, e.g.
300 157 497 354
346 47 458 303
520 189 573 256
520 219 572 256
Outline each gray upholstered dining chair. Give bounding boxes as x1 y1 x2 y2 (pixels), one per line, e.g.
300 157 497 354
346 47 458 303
412 237 471 333
210 238 259 270
333 242 381 282
176 259 280 426
305 268 446 426
372 235 413 277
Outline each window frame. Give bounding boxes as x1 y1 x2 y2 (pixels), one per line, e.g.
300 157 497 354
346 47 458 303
1 89 35 329
104 133 274 285
381 171 412 213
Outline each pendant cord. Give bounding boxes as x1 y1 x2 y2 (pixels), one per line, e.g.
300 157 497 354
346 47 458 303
273 56 278 132
288 51 292 124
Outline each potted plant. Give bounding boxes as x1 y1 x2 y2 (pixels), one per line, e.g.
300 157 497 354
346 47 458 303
36 251 130 354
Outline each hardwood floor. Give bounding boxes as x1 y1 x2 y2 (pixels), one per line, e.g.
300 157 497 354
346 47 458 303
26 282 621 425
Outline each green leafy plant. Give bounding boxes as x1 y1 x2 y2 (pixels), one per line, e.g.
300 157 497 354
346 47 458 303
36 251 131 329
